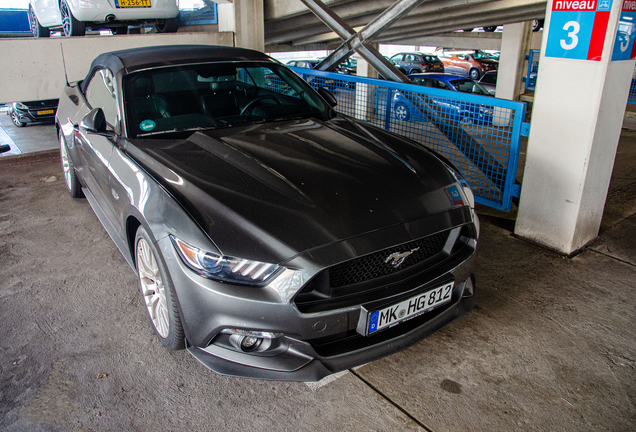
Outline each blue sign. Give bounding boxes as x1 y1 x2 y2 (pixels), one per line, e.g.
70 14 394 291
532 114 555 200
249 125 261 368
545 0 613 61
612 1 636 60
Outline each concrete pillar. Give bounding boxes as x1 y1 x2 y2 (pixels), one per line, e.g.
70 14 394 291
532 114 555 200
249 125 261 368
218 0 264 51
496 21 534 100
515 0 635 255
354 57 379 121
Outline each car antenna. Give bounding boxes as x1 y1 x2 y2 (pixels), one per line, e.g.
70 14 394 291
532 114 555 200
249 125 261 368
60 43 69 86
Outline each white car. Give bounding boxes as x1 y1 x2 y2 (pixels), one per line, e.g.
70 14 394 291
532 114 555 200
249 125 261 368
29 0 180 37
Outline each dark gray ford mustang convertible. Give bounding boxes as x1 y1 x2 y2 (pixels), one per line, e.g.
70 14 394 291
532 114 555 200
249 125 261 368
57 45 479 381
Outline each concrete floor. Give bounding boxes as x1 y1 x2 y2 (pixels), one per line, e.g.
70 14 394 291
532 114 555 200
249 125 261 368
0 112 635 431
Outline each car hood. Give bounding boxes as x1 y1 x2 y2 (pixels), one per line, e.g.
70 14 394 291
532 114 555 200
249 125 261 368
126 117 460 264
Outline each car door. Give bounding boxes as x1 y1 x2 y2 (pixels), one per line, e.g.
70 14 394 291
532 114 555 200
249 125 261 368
31 0 61 27
76 68 120 223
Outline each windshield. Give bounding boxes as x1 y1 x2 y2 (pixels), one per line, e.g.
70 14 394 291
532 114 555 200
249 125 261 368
123 62 329 137
451 79 492 96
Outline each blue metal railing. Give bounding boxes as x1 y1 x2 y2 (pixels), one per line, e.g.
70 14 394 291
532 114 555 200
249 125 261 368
288 67 527 212
525 49 540 91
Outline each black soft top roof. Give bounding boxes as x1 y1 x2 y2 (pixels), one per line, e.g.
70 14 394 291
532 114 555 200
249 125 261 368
81 45 273 91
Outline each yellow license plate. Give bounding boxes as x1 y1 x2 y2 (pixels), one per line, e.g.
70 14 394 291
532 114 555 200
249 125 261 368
117 0 151 7
36 109 54 115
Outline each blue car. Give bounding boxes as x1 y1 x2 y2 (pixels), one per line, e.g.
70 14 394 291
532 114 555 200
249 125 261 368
393 73 494 125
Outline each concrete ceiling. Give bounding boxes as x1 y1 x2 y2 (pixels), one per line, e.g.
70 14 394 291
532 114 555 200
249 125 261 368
264 0 547 51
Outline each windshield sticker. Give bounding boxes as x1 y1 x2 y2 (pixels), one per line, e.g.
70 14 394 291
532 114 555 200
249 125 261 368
445 185 465 206
140 120 156 132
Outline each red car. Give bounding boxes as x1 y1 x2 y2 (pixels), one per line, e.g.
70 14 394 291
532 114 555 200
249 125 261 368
438 52 497 80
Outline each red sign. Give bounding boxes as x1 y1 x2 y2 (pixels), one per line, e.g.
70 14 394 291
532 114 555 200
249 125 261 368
553 0 598 11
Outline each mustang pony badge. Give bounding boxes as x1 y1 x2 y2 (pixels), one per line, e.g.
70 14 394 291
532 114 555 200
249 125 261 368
385 248 420 268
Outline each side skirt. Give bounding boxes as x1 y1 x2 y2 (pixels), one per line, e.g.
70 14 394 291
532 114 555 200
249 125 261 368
82 187 136 272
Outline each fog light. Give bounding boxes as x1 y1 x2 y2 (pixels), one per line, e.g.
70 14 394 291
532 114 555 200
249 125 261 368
240 336 261 352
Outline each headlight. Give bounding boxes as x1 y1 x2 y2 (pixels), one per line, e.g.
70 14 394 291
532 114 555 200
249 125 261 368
171 236 280 285
16 102 29 110
445 164 476 209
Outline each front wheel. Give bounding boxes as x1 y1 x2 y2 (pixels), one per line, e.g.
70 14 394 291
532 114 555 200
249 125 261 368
135 226 185 350
156 17 179 33
29 6 50 38
60 0 85 37
469 68 481 80
59 134 83 198
11 111 25 127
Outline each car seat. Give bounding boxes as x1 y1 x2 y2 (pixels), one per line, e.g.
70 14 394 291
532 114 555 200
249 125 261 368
131 75 171 121
200 75 246 118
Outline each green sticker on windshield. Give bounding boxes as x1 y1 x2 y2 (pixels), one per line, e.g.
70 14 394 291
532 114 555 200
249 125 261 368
140 120 156 132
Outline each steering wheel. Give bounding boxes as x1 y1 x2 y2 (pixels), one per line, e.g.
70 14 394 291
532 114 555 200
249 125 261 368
240 95 281 115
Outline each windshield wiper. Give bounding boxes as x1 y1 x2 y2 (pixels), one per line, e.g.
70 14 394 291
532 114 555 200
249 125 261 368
136 126 217 138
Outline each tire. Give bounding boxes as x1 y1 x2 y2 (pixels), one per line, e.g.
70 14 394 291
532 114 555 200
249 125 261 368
410 68 421 75
135 226 185 351
469 68 481 80
483 26 497 32
533 19 544 32
59 133 83 198
60 0 85 37
394 103 411 121
10 111 25 127
156 17 179 33
111 26 127 35
29 5 50 38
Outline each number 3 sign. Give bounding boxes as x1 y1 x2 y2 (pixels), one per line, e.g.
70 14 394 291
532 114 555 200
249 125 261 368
546 0 613 61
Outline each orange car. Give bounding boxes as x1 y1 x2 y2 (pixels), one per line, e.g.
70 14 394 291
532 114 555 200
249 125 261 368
438 52 497 80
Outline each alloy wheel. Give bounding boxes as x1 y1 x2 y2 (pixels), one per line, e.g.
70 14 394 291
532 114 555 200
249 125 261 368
59 135 72 189
60 0 72 37
137 238 170 338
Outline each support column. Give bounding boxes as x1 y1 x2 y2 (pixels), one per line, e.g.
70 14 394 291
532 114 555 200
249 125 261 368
496 21 533 100
354 56 380 122
218 0 264 51
515 0 635 255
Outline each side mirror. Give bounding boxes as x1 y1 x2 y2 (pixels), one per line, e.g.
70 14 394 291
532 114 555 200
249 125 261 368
80 108 115 138
318 87 338 108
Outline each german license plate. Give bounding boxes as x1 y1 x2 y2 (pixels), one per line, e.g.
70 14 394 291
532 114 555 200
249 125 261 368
433 65 442 69
36 109 54 115
366 282 454 335
116 0 150 8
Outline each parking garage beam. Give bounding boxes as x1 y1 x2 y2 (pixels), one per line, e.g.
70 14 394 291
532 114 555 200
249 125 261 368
300 0 410 82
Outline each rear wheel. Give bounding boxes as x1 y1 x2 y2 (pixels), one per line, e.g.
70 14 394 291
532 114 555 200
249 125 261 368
469 68 481 80
10 111 25 127
29 6 50 38
532 19 544 32
483 26 497 32
111 26 127 35
135 226 185 350
60 0 85 37
156 17 179 33
59 133 83 198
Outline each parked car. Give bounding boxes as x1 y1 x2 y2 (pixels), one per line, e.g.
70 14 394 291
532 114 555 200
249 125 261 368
7 99 58 127
393 73 494 124
28 0 179 37
286 59 341 91
438 51 497 80
389 52 444 75
56 45 479 381
478 70 497 96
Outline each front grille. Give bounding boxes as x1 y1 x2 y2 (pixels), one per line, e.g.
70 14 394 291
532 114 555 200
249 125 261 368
329 231 449 288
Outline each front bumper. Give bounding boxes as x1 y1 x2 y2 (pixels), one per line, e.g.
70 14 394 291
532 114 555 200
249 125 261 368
11 107 56 124
158 210 478 381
